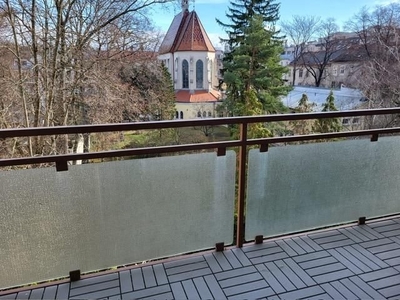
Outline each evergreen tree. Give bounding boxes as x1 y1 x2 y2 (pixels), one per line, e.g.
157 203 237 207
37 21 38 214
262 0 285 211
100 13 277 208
290 94 316 136
313 91 342 133
221 14 289 137
217 0 281 53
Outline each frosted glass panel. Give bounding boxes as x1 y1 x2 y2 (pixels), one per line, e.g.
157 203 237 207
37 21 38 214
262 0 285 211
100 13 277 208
0 152 235 288
246 137 400 240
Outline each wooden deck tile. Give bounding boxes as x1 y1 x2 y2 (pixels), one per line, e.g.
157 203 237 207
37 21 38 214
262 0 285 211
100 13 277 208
215 266 256 281
306 262 346 277
213 252 233 271
231 248 252 266
218 272 263 289
15 291 30 300
70 287 121 300
282 258 316 286
55 283 70 300
278 286 325 300
327 249 363 275
203 275 227 300
275 240 298 257
249 251 289 265
359 267 399 282
291 237 315 253
204 253 223 273
329 281 357 299
131 268 145 290
71 273 119 289
313 269 354 284
299 256 337 270
284 239 306 255
339 278 370 299
142 266 157 288
223 280 269 297
42 286 57 300
256 264 286 294
263 262 296 292
293 251 330 263
170 282 186 299
299 236 323 251
69 279 120 297
227 287 275 300
193 277 213 300
119 270 133 293
320 283 346 300
121 285 170 300
224 250 242 269
368 274 400 290
28 289 43 300
181 279 200 300
349 276 386 299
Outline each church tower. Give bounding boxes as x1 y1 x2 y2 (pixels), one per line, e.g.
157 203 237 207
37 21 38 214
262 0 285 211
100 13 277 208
158 0 221 120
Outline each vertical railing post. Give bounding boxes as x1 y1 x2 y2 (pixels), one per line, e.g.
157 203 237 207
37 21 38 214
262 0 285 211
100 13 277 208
236 122 248 248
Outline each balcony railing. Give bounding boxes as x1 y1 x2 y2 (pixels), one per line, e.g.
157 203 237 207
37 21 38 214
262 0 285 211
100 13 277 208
1 108 400 290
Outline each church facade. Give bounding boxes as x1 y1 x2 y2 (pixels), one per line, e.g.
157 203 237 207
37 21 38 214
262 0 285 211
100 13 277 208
158 0 222 119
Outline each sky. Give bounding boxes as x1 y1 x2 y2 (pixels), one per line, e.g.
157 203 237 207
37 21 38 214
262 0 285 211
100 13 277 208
150 0 400 49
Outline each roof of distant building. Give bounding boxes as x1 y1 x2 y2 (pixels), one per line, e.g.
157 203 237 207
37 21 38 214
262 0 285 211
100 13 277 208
159 10 215 54
175 90 221 103
282 86 365 111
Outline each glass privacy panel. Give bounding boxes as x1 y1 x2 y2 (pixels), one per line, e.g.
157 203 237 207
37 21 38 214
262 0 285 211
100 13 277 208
246 137 400 240
0 152 235 288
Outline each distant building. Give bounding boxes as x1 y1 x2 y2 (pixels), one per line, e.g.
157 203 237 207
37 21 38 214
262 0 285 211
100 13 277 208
157 0 222 119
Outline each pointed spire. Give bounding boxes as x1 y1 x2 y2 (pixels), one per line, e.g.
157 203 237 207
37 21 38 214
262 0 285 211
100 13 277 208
181 0 189 12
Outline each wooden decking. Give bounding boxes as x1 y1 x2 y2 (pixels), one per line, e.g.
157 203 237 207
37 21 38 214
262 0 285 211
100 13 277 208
2 217 400 299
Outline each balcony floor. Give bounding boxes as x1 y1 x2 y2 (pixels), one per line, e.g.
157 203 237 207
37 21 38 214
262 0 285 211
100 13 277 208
2 217 400 299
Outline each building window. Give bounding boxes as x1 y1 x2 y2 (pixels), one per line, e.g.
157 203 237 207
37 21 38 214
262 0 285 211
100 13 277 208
182 59 189 88
175 111 179 119
332 67 338 76
197 111 201 118
331 81 336 88
203 111 207 118
340 66 345 75
208 111 212 117
196 60 203 88
306 70 309 78
299 69 303 78
342 118 350 125
180 111 183 119
352 118 360 124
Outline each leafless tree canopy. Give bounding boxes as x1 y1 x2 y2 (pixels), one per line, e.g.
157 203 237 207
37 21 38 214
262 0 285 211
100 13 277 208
0 0 174 159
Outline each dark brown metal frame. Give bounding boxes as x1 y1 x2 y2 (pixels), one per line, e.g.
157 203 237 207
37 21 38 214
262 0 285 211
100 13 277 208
1 108 400 248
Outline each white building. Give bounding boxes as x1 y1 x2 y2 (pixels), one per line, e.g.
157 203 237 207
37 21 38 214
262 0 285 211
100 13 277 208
158 0 222 119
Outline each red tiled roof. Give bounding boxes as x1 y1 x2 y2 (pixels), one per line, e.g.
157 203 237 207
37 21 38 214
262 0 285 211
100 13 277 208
175 90 220 103
159 10 215 54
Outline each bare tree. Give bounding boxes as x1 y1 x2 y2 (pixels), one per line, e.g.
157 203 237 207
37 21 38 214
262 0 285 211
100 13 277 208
346 3 400 128
297 18 342 87
280 15 320 85
0 0 174 158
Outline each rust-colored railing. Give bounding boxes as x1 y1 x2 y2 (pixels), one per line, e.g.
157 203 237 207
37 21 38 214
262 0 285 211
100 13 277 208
1 107 400 248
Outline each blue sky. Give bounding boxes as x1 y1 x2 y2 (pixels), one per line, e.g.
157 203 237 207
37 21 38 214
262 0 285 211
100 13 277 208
151 0 399 48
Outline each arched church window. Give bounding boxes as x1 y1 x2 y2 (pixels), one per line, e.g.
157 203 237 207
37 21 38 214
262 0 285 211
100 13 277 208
197 111 201 118
203 111 207 118
175 111 179 119
180 111 184 119
196 60 204 88
182 59 189 88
